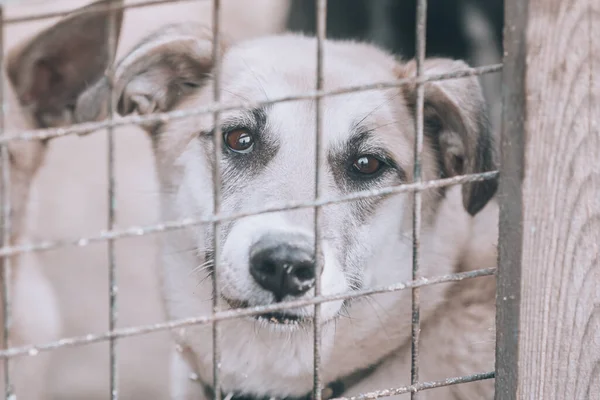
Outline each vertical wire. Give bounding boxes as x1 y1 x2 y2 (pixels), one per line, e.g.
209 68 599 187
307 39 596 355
211 0 223 399
313 1 327 400
0 7 12 400
411 1 427 399
105 1 120 398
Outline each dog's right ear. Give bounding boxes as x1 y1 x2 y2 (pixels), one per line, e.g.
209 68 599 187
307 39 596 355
76 24 225 132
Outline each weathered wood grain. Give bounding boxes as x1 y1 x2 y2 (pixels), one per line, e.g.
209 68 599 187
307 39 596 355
496 0 600 398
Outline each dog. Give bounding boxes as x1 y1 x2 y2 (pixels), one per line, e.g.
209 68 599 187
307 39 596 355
76 22 500 400
0 0 123 397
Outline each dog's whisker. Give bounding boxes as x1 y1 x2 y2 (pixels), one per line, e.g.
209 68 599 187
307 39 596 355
222 89 251 103
240 56 271 101
167 247 202 258
351 89 404 132
190 259 215 275
360 296 396 341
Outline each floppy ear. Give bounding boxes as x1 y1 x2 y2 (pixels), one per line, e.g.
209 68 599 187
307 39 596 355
75 24 224 132
6 0 125 128
398 58 498 216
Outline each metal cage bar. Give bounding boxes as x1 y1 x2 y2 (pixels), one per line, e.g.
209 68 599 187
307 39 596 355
331 372 496 400
0 267 497 360
0 64 503 144
312 1 327 400
105 1 121 398
410 1 428 397
0 7 13 400
211 0 224 399
4 0 203 25
0 171 499 259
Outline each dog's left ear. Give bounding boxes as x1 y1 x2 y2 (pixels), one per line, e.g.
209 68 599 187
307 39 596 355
397 58 498 216
6 0 125 128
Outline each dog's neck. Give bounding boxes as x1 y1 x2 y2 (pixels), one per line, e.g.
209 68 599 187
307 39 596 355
177 340 382 400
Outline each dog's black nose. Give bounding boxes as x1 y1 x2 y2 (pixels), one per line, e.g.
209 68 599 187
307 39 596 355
249 234 315 300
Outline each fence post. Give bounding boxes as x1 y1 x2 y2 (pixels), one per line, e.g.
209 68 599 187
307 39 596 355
496 0 600 398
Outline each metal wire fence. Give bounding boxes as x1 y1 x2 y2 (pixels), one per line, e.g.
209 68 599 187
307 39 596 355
0 0 502 399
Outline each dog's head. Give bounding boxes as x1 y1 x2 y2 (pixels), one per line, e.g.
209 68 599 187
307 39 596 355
76 26 497 329
2 0 124 242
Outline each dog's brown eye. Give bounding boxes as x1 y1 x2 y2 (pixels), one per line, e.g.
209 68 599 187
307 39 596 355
352 155 382 175
224 129 255 153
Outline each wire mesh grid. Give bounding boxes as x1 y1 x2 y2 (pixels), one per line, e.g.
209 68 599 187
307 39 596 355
0 0 502 399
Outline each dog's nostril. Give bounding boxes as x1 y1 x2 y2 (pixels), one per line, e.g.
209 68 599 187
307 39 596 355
259 261 277 276
293 264 314 282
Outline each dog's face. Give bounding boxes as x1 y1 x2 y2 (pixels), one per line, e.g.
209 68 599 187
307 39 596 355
1 0 124 243
76 26 496 333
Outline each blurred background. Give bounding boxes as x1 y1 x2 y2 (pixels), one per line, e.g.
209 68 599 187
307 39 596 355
4 1 502 398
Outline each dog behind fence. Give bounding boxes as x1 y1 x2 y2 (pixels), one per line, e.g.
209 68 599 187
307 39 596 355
0 1 504 399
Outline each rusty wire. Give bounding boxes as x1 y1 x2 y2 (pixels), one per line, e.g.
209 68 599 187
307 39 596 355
0 171 499 259
4 0 205 25
0 64 503 144
211 0 223 398
331 371 496 400
410 1 428 397
105 1 120 398
0 267 496 360
313 1 327 400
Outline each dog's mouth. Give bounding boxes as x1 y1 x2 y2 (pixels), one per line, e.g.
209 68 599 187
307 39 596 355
222 297 309 326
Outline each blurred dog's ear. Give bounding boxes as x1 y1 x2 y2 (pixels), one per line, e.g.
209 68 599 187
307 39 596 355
76 24 226 132
6 0 125 128
398 58 498 216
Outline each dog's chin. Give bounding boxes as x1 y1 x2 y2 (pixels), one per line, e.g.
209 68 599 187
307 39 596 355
222 296 323 331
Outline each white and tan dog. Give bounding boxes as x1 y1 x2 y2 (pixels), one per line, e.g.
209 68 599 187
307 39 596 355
0 0 123 397
76 23 499 400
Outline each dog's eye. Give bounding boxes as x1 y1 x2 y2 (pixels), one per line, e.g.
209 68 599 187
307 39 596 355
352 155 383 175
224 128 255 153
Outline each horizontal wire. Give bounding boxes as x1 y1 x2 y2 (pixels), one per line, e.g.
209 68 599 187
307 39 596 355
0 64 502 144
0 267 495 359
4 0 205 25
0 171 498 258
331 371 495 400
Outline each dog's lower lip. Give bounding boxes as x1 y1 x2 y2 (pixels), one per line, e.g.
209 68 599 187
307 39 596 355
255 312 304 325
222 297 307 325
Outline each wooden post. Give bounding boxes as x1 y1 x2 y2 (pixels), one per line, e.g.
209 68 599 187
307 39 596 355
496 0 600 398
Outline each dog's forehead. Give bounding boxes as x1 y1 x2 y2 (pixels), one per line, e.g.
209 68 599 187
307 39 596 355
222 34 398 93
220 35 402 145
